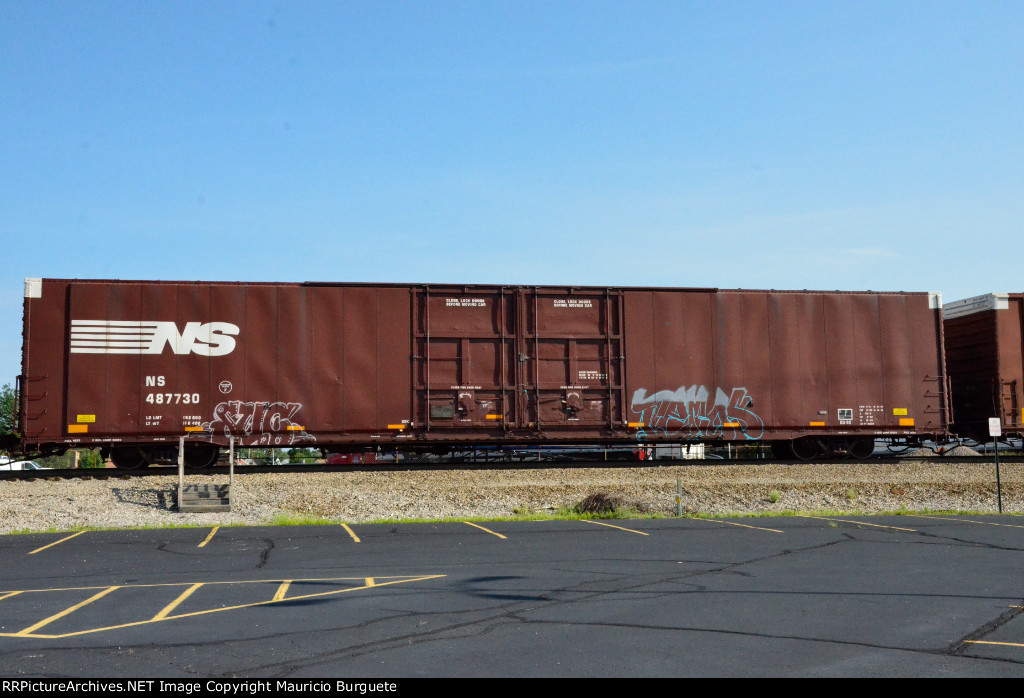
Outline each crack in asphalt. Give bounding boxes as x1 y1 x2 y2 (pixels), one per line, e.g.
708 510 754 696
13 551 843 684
232 589 1024 676
836 528 1024 553
255 539 274 569
233 534 1024 676
951 602 1024 654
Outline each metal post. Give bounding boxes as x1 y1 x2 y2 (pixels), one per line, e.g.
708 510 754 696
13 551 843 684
676 478 682 517
177 435 184 510
995 440 1003 514
229 436 235 501
989 418 1003 514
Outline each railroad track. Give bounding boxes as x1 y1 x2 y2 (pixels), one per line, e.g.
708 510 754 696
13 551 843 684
2 454 1022 480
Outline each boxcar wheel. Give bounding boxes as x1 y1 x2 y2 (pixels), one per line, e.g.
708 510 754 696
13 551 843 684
848 437 875 460
110 446 148 470
790 437 821 461
184 444 219 469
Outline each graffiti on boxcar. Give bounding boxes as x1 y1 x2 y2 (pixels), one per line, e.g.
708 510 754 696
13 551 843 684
200 400 317 445
630 385 764 441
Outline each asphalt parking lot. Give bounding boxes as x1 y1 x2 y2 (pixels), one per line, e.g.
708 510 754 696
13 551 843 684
2 515 1024 677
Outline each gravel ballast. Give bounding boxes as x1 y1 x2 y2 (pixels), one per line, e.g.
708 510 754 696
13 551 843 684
0 460 1022 533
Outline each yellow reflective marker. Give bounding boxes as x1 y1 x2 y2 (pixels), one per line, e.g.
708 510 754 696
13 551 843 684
29 530 86 555
581 520 649 536
198 527 219 548
340 523 360 542
801 515 917 532
692 518 783 534
463 521 507 539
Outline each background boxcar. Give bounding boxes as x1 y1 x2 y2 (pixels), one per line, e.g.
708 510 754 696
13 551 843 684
944 293 1024 441
17 279 949 466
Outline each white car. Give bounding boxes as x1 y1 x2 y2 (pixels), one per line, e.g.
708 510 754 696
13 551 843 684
0 460 51 471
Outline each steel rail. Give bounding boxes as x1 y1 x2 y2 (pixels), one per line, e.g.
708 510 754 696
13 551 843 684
1 454 1022 480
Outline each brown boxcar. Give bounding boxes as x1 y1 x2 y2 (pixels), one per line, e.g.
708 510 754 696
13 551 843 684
944 293 1024 441
17 279 949 466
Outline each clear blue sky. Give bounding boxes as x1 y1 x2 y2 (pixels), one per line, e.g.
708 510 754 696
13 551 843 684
1 1 1021 383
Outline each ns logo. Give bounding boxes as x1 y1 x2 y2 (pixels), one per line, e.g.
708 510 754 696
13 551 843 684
70 320 240 356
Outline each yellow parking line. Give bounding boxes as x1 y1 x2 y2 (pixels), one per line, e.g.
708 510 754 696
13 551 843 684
340 523 360 543
463 522 507 539
965 640 1024 648
1 575 446 639
198 527 219 548
152 583 204 620
14 585 120 636
272 581 292 602
910 515 1024 529
1 576 406 595
582 520 649 536
800 516 917 532
692 518 784 534
29 530 86 554
0 591 23 603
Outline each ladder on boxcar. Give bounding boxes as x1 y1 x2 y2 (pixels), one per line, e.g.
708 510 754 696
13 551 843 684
176 436 235 513
1002 380 1021 431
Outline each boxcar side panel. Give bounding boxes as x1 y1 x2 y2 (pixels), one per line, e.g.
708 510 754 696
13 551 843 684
907 293 948 433
624 290 720 441
944 293 1023 438
714 292 771 441
876 294 914 429
996 295 1024 431
19 280 950 456
622 289 945 446
20 279 71 446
